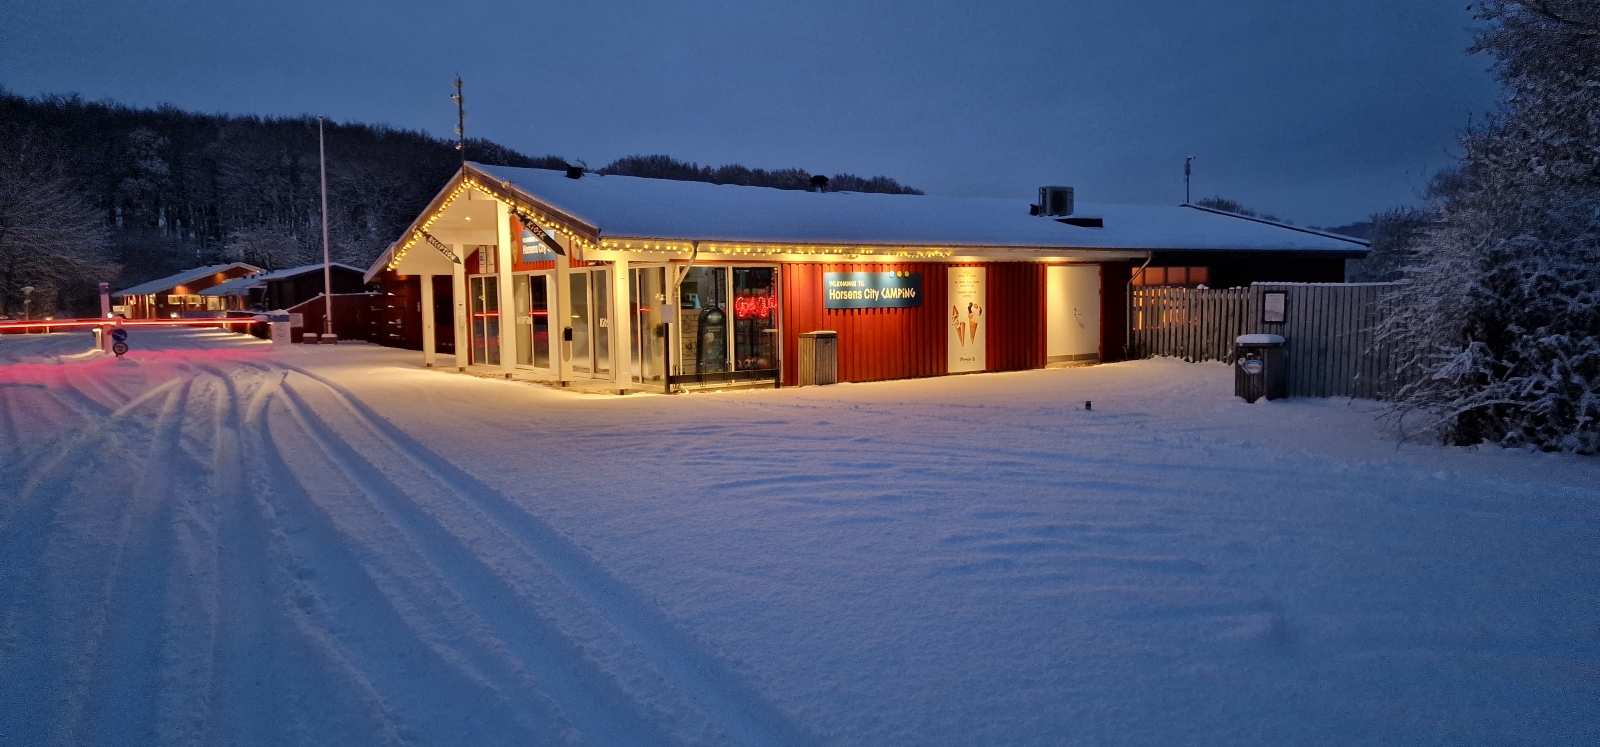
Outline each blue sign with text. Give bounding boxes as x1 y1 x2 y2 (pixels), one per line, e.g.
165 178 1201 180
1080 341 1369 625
520 230 557 262
823 272 923 309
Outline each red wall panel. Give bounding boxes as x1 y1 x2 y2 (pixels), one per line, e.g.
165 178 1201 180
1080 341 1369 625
983 262 1047 372
780 262 949 385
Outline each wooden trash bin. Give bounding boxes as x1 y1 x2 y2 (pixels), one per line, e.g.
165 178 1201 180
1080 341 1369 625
1235 334 1287 403
797 330 838 386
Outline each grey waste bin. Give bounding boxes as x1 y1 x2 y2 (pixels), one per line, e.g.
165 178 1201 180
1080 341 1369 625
797 330 838 386
1235 334 1287 403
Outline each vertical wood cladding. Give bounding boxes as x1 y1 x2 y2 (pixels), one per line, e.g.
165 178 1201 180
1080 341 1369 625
780 262 949 385
376 274 422 350
1100 261 1134 362
984 262 1047 372
782 261 1056 385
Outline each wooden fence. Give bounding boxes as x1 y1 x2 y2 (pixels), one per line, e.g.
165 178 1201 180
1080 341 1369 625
1129 286 1249 363
1130 283 1408 400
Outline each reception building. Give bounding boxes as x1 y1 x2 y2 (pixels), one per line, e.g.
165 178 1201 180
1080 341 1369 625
365 163 1366 392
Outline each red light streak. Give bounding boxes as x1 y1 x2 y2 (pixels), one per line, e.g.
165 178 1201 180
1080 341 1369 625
0 318 258 331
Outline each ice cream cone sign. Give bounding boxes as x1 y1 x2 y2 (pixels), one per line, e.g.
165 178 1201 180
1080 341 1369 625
966 302 984 346
952 305 966 346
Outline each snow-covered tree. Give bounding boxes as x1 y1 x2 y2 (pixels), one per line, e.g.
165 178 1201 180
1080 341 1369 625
1380 0 1600 453
0 139 114 318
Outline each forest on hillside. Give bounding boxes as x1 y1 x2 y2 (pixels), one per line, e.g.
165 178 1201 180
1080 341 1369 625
0 92 921 317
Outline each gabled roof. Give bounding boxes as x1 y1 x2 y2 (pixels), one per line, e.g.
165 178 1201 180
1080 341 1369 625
114 263 262 297
199 262 365 296
468 162 1370 254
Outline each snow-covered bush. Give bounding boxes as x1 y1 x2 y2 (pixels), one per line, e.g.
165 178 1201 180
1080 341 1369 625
1379 1 1600 453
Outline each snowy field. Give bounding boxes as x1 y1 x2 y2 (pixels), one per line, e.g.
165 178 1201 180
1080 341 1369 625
1 328 1595 747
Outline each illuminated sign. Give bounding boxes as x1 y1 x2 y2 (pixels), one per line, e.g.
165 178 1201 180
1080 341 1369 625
734 294 775 320
823 272 922 309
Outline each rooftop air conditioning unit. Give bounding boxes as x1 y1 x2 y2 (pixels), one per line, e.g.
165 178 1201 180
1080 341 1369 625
1038 186 1074 217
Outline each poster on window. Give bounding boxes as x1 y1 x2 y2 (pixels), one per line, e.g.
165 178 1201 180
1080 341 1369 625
947 266 986 373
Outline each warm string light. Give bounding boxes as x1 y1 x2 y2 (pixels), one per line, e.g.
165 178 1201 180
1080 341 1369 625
462 175 598 252
385 174 598 271
386 171 955 271
595 239 953 260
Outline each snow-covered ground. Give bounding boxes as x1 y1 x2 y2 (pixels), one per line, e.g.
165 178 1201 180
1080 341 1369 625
1 329 1595 747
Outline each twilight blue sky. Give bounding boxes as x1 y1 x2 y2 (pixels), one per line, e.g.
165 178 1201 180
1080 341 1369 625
0 0 1499 226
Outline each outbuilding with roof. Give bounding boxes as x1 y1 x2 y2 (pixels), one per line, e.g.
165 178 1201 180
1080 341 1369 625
201 262 369 311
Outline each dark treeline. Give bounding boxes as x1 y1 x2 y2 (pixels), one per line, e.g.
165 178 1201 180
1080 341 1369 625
0 89 565 315
0 91 923 317
598 154 923 195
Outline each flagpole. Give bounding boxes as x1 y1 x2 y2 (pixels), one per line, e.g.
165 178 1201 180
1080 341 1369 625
319 116 333 338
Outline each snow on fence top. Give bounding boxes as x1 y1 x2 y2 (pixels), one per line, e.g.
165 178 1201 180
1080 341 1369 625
468 163 1371 254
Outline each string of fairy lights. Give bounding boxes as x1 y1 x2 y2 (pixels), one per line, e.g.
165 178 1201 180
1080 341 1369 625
385 173 598 271
596 239 953 259
386 170 957 272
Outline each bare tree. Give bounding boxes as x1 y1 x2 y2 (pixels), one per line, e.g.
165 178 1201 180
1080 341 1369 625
0 139 114 317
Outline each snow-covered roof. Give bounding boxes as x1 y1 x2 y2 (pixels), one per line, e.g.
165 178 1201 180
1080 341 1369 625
469 162 1370 254
199 263 365 296
114 263 262 297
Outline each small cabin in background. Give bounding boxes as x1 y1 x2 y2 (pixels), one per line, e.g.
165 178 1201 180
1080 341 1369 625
112 263 262 318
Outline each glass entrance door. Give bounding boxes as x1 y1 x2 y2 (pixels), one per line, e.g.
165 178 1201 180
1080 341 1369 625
567 269 612 377
569 272 591 374
513 274 550 368
630 267 668 386
592 269 610 376
470 275 500 366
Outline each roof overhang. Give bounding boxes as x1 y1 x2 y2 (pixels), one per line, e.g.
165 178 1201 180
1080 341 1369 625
365 165 603 282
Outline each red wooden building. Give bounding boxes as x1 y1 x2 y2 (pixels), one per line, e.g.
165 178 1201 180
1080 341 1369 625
112 263 262 319
366 164 1366 391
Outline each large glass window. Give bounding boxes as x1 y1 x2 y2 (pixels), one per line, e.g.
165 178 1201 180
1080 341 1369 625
678 266 728 375
732 267 778 372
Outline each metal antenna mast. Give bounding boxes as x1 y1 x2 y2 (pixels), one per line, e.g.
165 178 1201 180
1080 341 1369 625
452 77 465 168
319 116 333 338
1184 156 1196 204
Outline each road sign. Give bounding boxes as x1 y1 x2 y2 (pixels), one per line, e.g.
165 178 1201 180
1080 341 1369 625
111 341 129 356
110 328 128 342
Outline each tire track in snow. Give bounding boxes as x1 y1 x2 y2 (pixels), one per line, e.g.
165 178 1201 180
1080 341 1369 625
253 373 581 746
0 373 186 745
231 368 416 747
8 376 186 507
152 371 234 747
271 373 680 747
0 382 21 453
61 377 191 747
276 363 819 747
